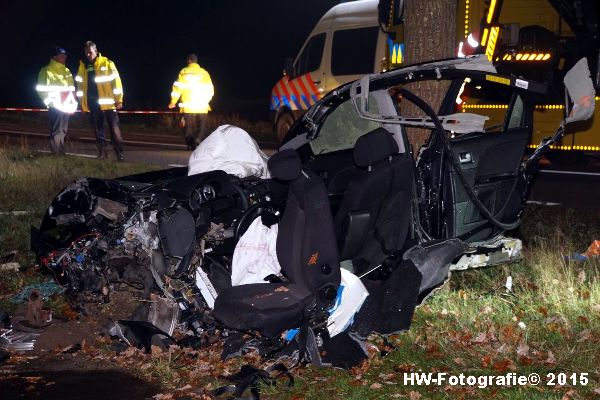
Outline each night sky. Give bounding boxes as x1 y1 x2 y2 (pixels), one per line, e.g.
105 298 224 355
0 0 339 120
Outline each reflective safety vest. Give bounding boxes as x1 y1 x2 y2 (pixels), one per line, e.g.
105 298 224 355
170 63 214 113
36 59 77 113
75 53 123 111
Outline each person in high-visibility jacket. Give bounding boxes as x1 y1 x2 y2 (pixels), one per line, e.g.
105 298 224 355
36 46 77 154
76 40 125 161
168 54 214 150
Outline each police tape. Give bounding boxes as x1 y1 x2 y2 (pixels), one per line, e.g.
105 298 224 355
0 107 178 115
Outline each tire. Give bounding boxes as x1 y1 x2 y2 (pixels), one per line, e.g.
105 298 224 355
276 112 295 143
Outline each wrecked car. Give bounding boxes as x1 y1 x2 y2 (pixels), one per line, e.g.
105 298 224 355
31 56 595 368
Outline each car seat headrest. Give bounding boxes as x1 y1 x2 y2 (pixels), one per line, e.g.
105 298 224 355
268 149 303 181
353 127 399 167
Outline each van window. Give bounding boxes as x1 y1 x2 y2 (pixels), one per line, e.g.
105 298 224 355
295 33 326 77
331 27 379 76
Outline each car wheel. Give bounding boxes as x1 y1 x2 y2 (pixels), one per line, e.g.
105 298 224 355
276 112 294 143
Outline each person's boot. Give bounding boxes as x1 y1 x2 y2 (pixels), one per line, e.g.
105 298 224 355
115 143 125 162
185 136 195 150
97 145 106 160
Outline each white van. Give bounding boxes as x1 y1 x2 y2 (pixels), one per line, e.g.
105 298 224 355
270 0 387 140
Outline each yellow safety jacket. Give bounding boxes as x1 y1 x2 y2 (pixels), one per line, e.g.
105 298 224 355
75 53 123 111
170 63 214 113
36 59 77 113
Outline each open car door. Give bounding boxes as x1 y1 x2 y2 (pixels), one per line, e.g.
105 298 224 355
436 77 535 242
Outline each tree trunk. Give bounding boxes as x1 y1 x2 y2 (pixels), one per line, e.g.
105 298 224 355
403 0 457 152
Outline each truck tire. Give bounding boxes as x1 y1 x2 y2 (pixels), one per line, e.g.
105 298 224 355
276 112 295 143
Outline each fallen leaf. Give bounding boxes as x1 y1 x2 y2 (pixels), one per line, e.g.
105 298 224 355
545 350 557 366
561 388 577 400
370 382 382 389
577 329 592 343
579 290 590 300
473 332 489 344
482 355 492 368
176 384 192 391
577 316 589 324
395 364 414 373
152 394 174 400
538 306 548 317
518 355 533 366
496 343 510 354
409 391 422 400
516 343 529 357
453 358 465 366
378 372 395 380
492 358 516 373
151 345 163 355
480 306 493 314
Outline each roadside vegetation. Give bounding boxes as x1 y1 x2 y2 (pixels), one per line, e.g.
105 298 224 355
0 111 277 145
0 150 598 399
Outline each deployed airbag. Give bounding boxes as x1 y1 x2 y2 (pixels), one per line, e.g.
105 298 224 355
231 217 281 286
188 124 270 178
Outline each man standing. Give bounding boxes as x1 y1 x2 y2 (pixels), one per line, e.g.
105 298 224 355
168 54 214 150
36 46 77 154
75 41 124 161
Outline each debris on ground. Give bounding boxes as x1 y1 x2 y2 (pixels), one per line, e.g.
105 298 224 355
0 262 20 272
584 240 600 257
0 251 17 264
10 282 64 305
564 239 600 262
0 330 39 352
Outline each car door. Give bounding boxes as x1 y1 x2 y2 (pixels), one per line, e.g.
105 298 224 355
441 78 534 242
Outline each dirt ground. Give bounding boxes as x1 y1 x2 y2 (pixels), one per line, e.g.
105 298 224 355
1 288 165 399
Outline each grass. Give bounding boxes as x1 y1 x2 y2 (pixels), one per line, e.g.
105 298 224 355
0 149 160 265
0 150 598 399
0 110 278 145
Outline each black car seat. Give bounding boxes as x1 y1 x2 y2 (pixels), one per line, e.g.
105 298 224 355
213 149 341 338
334 127 413 273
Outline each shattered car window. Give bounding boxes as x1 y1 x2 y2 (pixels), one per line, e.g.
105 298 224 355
310 93 381 154
455 78 526 132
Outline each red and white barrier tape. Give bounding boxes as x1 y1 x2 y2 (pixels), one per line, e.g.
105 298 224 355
0 107 178 114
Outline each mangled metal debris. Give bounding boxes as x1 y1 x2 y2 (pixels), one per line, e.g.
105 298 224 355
0 330 39 352
30 56 595 368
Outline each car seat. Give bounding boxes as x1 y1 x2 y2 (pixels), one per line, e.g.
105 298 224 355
333 127 413 273
213 149 341 338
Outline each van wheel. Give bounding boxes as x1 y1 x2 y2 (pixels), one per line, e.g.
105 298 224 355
276 113 294 143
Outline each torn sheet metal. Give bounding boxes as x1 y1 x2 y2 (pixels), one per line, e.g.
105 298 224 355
450 237 523 271
563 58 595 124
0 330 40 352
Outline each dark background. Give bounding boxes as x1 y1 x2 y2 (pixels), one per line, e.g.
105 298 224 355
0 0 339 120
